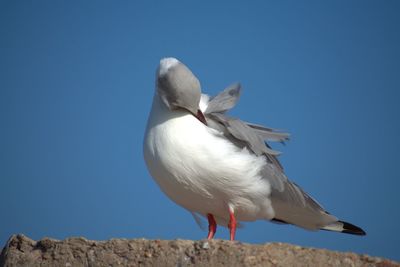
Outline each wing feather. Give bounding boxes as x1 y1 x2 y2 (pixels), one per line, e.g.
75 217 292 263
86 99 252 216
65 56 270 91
203 85 337 230
205 83 241 114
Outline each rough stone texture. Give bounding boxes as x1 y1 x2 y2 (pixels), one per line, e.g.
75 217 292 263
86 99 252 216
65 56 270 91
0 234 398 267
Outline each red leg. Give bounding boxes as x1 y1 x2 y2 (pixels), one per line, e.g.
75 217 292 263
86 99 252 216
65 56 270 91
207 213 217 239
228 207 237 241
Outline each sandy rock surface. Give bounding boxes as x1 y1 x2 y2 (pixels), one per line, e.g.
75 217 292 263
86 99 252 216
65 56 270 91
0 234 398 267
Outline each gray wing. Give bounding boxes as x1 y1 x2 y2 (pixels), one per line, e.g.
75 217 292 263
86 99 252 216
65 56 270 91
269 178 338 230
207 112 284 167
205 83 241 114
205 84 338 230
204 83 289 172
246 122 290 143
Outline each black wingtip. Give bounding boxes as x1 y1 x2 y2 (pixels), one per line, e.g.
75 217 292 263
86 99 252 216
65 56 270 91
339 220 366 236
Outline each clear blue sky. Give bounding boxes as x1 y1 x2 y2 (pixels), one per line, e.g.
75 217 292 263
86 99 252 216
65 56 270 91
1 0 399 261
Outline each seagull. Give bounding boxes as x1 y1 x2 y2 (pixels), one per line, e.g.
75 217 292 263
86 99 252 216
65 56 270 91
143 57 366 240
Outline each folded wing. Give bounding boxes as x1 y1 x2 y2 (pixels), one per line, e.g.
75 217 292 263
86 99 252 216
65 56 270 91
203 83 344 231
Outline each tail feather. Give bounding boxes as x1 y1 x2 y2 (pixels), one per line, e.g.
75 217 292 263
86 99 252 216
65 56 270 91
321 220 366 236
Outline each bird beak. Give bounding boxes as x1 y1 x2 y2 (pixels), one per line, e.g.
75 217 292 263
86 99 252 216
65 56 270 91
195 109 207 125
179 105 207 126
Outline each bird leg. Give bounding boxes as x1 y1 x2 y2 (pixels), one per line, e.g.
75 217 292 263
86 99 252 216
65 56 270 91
228 207 237 241
207 213 217 239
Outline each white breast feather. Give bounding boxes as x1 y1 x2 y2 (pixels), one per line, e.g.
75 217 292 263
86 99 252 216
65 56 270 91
143 93 275 225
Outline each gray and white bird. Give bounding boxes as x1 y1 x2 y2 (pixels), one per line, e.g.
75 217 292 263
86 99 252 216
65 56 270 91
143 57 365 240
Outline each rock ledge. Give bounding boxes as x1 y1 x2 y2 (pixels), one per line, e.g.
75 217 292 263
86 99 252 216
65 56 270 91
0 234 398 267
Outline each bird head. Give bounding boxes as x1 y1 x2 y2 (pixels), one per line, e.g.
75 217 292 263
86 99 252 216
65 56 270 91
156 57 201 116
